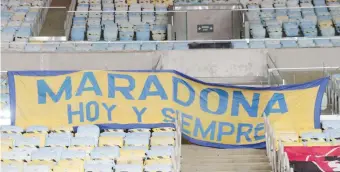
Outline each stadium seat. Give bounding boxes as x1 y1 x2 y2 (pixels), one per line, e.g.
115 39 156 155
24 164 52 172
31 147 64 162
45 135 71 147
76 125 100 139
119 146 147 159
147 146 174 159
322 120 340 129
151 136 175 146
115 164 143 172
84 160 115 172
26 125 49 133
53 159 84 172
99 136 124 147
0 125 24 134
61 149 87 160
23 133 47 147
301 132 327 142
101 131 126 137
90 146 120 160
14 135 41 148
1 149 32 162
69 137 96 154
1 162 24 172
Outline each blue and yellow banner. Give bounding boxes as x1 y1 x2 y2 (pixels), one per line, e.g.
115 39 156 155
7 70 328 148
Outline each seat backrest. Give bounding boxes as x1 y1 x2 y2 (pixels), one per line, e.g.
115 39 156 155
31 147 64 162
90 146 120 160
1 149 32 162
99 136 124 147
144 164 172 172
61 149 87 160
0 162 24 172
0 125 23 134
14 135 41 148
24 164 52 172
119 147 147 159
150 136 175 146
76 125 100 138
25 125 49 134
301 132 327 142
115 164 143 172
147 146 174 159
70 136 97 147
50 126 73 133
23 133 47 147
124 136 150 147
84 160 115 172
45 135 70 147
53 159 84 172
152 131 175 137
128 128 150 133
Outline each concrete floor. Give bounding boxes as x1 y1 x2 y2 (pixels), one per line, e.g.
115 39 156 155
39 0 72 36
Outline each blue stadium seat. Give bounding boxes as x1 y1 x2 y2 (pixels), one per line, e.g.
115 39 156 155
90 146 120 160
1 125 24 134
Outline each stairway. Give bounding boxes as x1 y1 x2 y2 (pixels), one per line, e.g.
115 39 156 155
39 0 72 36
181 144 272 172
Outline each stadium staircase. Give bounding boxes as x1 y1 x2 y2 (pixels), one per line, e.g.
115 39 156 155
181 144 272 172
39 0 71 36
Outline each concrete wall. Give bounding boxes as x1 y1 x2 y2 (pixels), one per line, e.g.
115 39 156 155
267 48 340 68
2 48 340 83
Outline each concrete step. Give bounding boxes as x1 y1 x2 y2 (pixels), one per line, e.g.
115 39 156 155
181 162 272 171
183 157 269 163
181 144 272 172
182 148 266 155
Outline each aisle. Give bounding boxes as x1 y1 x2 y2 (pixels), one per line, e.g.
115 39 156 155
39 0 72 36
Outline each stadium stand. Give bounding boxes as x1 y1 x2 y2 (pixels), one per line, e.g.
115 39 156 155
1 0 51 51
265 109 340 172
69 0 170 42
0 124 181 172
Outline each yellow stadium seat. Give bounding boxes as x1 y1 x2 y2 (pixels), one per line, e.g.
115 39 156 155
298 129 322 135
1 161 24 171
51 126 73 133
68 146 94 155
99 136 124 147
120 148 146 158
150 136 174 146
1 144 11 152
53 159 84 172
23 133 46 147
27 160 56 169
116 156 144 165
152 127 175 132
282 142 304 146
1 138 13 147
144 159 172 165
306 142 333 146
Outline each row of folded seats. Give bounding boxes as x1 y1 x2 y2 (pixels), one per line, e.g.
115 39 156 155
273 120 340 147
3 42 189 51
231 38 340 48
1 0 48 44
71 0 170 41
174 0 238 4
1 125 177 172
245 0 340 38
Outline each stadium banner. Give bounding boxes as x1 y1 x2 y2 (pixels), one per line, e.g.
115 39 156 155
7 70 328 148
284 146 340 161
